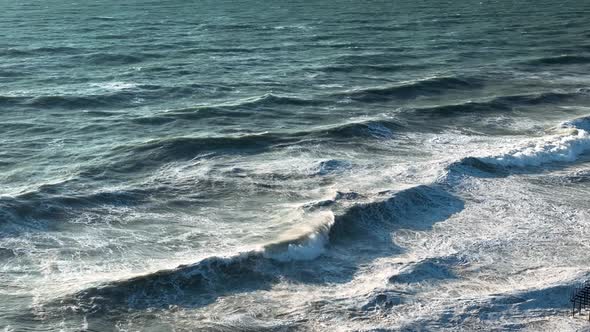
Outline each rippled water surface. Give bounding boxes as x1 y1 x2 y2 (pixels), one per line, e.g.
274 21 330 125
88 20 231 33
2 0 590 331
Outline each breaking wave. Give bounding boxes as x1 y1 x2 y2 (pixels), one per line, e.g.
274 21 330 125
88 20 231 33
479 130 590 167
51 184 463 312
35 116 590 315
449 116 590 170
262 212 335 262
441 115 590 184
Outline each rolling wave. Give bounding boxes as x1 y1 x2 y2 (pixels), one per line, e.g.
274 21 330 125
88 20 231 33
219 93 324 108
561 114 590 131
315 119 403 140
0 84 223 110
89 16 118 21
479 130 590 167
25 95 120 109
59 251 270 312
263 212 335 262
6 1 590 329
106 119 404 170
0 94 113 110
337 76 483 102
53 184 462 311
143 94 325 122
524 55 590 66
312 63 427 73
10 114 590 238
403 90 588 121
0 188 149 227
45 115 590 314
80 52 163 66
444 115 590 176
0 46 83 57
492 90 589 106
133 89 588 131
117 133 300 162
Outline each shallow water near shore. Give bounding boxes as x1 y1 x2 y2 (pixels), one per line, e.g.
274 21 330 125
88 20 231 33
2 0 590 330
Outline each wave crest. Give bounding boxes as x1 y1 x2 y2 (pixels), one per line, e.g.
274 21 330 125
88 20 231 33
443 115 590 172
525 55 590 66
263 212 335 262
50 185 463 312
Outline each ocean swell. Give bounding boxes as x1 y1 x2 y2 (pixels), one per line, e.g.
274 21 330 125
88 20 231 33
337 76 483 102
524 55 590 66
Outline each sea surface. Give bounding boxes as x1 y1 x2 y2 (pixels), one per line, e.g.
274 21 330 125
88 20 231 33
2 0 590 331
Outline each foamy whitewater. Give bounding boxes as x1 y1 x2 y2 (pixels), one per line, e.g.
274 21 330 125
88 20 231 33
2 0 590 331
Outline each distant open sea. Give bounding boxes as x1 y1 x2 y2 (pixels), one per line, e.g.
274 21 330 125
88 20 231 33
2 0 590 330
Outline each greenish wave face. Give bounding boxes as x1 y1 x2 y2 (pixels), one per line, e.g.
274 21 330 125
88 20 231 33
1 0 590 330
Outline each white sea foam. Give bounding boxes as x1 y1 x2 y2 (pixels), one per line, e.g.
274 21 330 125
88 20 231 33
479 127 590 168
89 81 137 92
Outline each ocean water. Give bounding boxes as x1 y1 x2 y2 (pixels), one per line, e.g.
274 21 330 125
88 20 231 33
2 0 590 330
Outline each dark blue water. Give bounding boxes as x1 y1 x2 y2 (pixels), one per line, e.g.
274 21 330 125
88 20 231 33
2 0 590 330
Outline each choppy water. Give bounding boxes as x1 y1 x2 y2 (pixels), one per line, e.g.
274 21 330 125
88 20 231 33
2 0 590 331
